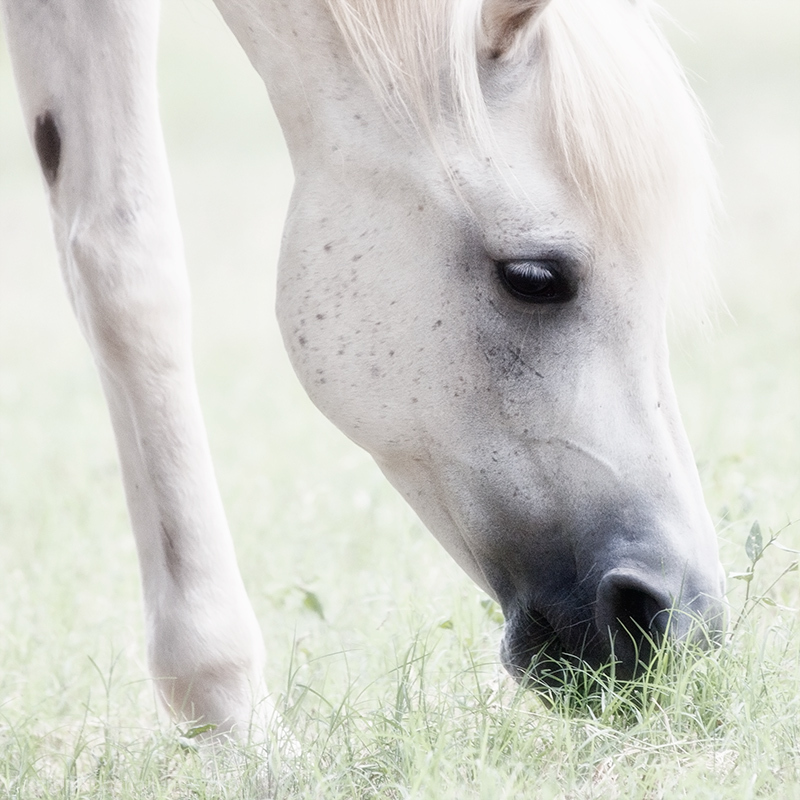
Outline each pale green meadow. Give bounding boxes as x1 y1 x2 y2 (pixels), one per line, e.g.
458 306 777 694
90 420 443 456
0 1 798 797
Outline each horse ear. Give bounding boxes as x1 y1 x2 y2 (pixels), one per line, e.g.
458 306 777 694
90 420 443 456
481 0 553 60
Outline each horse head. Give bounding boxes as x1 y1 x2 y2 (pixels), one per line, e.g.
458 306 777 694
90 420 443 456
223 0 727 684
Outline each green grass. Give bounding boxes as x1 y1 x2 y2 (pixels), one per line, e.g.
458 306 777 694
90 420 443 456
1 0 799 797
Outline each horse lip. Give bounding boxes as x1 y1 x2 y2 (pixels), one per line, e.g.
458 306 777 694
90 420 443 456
499 598 640 689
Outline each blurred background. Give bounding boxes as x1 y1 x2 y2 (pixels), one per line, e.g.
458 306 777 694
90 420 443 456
662 1 799 541
0 0 798 709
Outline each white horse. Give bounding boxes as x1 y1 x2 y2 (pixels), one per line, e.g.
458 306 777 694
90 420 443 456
0 0 725 735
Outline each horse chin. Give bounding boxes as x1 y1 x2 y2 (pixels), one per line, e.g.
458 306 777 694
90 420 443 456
499 607 567 687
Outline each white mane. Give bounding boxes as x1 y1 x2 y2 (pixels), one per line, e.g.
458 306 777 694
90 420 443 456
326 0 718 310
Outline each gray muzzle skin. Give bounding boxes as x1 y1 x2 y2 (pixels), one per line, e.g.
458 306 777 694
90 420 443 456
499 564 725 688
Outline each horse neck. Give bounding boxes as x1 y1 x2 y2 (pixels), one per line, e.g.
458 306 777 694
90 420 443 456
213 0 386 168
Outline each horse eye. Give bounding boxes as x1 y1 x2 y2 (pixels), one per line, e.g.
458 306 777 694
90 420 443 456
497 260 574 303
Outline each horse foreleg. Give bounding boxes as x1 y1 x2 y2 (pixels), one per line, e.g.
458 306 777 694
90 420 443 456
0 0 266 735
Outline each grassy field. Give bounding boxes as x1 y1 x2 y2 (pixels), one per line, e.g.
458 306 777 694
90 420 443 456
0 1 798 797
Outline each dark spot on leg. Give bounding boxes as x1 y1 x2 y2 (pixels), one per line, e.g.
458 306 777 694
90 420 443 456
34 111 61 186
160 521 183 584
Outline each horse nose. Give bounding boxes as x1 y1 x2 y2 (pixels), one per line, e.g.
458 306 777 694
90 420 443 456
594 568 719 679
500 563 725 686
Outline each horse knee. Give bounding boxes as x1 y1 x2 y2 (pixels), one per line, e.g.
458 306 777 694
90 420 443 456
64 213 190 373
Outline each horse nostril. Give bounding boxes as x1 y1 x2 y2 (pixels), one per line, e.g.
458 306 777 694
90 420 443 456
595 571 672 677
615 586 666 638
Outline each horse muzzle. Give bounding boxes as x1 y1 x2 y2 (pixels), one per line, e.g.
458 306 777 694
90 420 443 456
499 564 726 686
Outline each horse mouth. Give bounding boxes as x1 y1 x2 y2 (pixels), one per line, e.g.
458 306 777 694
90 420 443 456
498 599 661 690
